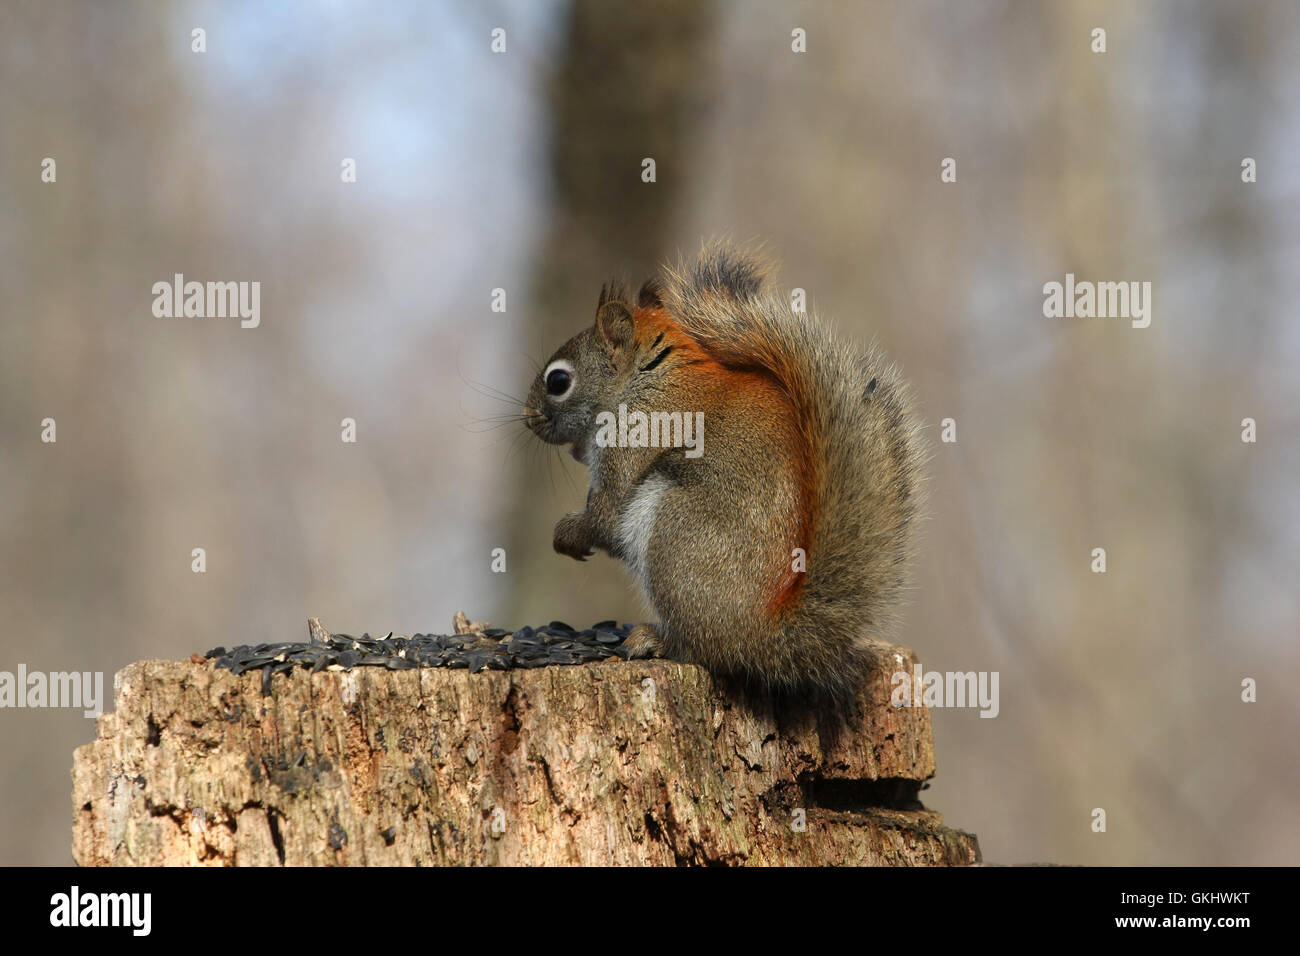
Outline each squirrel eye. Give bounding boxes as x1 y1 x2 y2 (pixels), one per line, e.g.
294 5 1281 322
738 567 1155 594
545 365 573 397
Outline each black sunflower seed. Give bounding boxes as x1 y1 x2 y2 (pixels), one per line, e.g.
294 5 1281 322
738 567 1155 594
205 621 652 677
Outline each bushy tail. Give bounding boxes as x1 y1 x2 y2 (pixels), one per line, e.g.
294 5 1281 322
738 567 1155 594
660 241 925 696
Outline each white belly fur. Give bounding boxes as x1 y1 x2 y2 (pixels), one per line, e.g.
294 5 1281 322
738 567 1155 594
614 474 670 594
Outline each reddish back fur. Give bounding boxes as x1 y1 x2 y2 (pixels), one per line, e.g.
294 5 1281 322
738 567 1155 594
633 305 815 618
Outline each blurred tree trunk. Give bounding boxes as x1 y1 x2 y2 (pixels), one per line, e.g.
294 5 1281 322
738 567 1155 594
502 0 715 627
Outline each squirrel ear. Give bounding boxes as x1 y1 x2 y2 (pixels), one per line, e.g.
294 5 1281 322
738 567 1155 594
596 281 629 312
595 301 635 353
637 277 663 309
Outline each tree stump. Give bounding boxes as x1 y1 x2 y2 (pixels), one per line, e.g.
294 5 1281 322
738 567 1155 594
71 638 980 866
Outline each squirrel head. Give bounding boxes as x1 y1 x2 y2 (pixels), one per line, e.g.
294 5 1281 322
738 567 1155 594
525 282 645 464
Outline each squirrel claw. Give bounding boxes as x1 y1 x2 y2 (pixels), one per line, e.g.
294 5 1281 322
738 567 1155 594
553 541 594 561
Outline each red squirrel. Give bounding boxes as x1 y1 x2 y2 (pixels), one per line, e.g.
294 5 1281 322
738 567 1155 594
523 242 924 699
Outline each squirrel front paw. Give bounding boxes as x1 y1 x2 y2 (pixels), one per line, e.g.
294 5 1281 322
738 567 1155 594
552 513 595 561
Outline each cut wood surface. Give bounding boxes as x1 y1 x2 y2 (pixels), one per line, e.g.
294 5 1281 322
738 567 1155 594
72 635 980 866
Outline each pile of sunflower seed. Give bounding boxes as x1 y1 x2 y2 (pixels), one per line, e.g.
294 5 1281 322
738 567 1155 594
206 621 635 695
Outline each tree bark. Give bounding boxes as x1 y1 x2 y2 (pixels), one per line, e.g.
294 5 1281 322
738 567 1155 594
72 639 980 866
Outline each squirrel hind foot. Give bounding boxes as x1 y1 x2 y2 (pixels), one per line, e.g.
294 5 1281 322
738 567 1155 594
622 624 663 659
